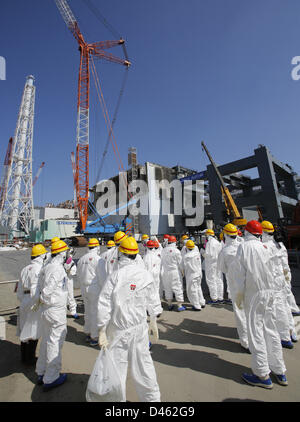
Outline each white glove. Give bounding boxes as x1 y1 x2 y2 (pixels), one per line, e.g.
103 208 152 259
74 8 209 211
149 316 159 342
31 298 41 312
98 328 109 350
235 292 244 310
283 269 291 283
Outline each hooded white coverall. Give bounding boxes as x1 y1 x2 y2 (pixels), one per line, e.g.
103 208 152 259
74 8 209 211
143 248 161 298
262 233 295 342
17 256 44 342
101 246 116 273
279 243 300 314
160 243 184 304
202 236 224 302
64 257 77 316
217 235 249 349
233 232 286 378
97 255 162 402
77 248 102 340
182 248 205 309
35 253 68 384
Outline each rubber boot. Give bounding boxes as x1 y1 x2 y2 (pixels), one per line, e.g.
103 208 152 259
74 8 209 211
28 340 38 364
20 342 27 363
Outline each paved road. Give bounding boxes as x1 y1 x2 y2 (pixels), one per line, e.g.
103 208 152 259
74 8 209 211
0 247 300 402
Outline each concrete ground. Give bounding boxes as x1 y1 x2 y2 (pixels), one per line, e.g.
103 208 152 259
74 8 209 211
0 247 300 402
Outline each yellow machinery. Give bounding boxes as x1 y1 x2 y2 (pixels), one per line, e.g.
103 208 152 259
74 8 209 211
201 141 247 227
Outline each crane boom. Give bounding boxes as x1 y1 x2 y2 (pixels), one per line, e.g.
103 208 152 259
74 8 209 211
201 141 247 226
55 0 130 231
33 162 45 187
0 137 13 214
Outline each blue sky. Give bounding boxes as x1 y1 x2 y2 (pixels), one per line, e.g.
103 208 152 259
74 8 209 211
1 0 300 207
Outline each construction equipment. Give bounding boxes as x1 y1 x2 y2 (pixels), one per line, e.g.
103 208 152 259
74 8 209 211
55 0 130 233
33 162 45 187
277 201 300 249
0 137 13 215
201 141 247 227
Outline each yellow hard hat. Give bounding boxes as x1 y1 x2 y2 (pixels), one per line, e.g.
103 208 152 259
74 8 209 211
31 244 47 258
206 229 214 236
223 223 238 236
181 235 189 241
119 236 139 255
114 231 128 244
142 234 149 240
186 240 195 249
107 240 115 248
261 220 274 233
51 237 60 244
88 238 100 248
51 240 69 255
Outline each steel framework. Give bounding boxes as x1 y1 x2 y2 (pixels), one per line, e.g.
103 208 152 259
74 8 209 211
0 75 35 237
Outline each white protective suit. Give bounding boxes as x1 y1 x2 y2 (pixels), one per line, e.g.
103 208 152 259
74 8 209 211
262 232 295 342
17 256 44 342
77 247 102 340
279 243 300 314
217 235 249 349
143 248 161 299
36 253 68 384
182 247 205 310
97 255 162 402
202 236 224 302
102 246 119 275
160 243 184 304
64 256 77 316
233 231 286 378
154 247 164 298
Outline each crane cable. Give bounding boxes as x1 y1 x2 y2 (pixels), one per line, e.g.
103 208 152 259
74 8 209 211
82 0 122 41
90 56 132 201
95 66 129 184
81 0 130 184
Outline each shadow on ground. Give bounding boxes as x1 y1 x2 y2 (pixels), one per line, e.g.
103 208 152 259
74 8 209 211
0 337 90 402
151 343 250 385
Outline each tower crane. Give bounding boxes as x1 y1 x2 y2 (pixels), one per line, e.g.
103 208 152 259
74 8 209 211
54 0 130 231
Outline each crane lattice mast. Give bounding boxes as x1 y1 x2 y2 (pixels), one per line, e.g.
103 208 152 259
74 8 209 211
0 75 36 238
55 0 130 231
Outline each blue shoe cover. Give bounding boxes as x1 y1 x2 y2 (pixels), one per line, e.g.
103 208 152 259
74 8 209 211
177 305 186 312
292 311 300 316
242 373 273 389
43 373 67 391
207 300 218 305
72 314 79 319
90 339 98 347
281 340 294 349
274 374 288 386
291 333 298 343
149 342 152 350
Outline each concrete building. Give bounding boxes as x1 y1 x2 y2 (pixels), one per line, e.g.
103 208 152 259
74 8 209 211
91 145 299 236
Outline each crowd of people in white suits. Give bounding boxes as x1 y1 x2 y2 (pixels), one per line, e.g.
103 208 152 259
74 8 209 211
15 219 300 398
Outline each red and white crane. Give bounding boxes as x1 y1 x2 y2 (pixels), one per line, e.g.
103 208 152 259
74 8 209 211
54 0 130 231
